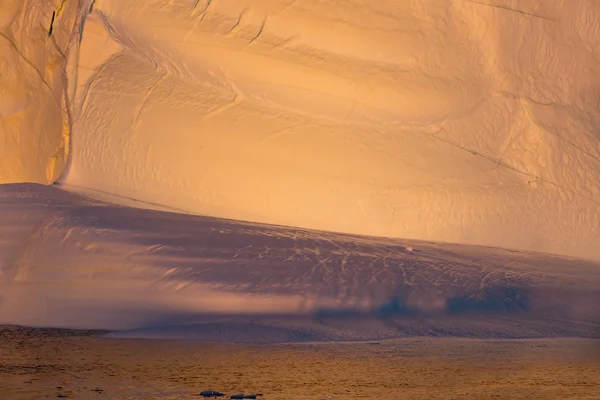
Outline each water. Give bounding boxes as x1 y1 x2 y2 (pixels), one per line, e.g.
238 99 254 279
1 326 599 399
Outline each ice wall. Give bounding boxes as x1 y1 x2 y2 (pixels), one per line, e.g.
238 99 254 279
0 0 83 183
2 1 600 260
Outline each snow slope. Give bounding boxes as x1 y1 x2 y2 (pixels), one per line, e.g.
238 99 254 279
1 1 600 258
1 184 599 341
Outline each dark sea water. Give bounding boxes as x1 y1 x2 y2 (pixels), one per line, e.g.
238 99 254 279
1 326 599 400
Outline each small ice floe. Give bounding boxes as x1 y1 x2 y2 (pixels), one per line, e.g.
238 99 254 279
230 394 263 399
200 390 225 398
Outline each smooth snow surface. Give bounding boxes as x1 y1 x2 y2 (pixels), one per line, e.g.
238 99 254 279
1 184 599 341
2 1 600 259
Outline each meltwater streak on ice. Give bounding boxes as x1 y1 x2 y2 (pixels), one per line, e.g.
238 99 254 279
1 184 599 341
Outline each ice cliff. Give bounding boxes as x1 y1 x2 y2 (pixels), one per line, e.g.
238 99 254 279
1 0 600 260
